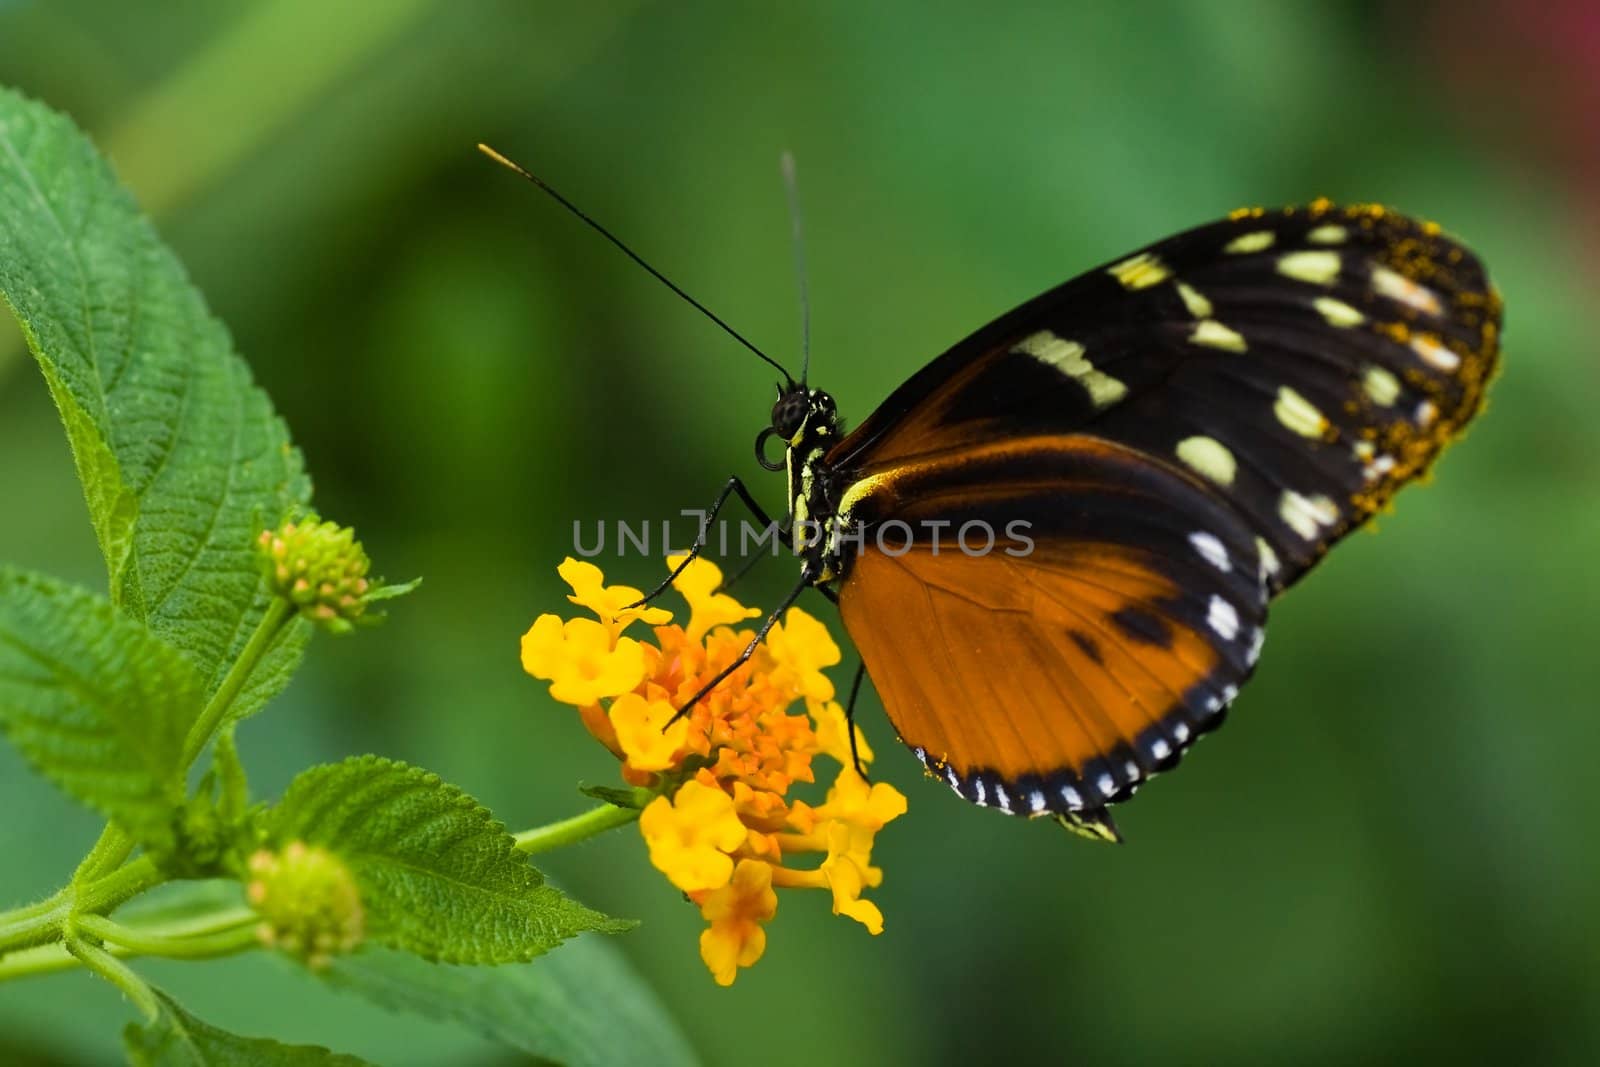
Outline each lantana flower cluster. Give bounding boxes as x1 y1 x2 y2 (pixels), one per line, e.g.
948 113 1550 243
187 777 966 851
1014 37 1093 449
521 556 907 985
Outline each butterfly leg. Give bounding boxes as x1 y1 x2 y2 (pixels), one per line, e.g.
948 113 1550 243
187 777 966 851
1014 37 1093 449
668 565 817 723
624 475 782 610
842 659 870 780
713 525 792 595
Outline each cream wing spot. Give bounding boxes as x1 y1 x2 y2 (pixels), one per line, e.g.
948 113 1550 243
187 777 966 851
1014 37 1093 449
1255 537 1281 578
1313 296 1364 327
1371 265 1444 315
1012 330 1127 408
1274 385 1330 438
1279 490 1340 540
1176 436 1237 486
1177 282 1213 319
1190 319 1247 352
1410 335 1461 372
1277 250 1342 286
1225 230 1275 254
1107 252 1171 290
1363 365 1402 406
1307 224 1348 244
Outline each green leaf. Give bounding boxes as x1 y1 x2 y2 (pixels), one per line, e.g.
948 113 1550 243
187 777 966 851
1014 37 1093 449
0 87 311 717
577 784 649 809
325 940 700 1067
0 567 201 851
125 990 371 1067
268 757 631 963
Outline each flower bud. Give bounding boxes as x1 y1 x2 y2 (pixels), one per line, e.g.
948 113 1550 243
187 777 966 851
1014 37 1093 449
257 519 372 633
246 841 364 969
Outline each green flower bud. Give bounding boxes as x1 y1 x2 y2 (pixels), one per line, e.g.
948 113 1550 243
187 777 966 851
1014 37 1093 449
257 519 373 633
246 842 364 969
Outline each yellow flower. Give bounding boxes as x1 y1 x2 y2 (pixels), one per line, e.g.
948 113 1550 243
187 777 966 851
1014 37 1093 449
559 557 671 639
523 557 906 985
695 859 777 986
520 615 646 705
764 607 841 703
819 821 884 934
609 692 688 773
667 554 760 642
640 779 748 892
809 699 873 768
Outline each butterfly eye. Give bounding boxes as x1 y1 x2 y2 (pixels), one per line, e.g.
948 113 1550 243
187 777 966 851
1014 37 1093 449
770 391 809 438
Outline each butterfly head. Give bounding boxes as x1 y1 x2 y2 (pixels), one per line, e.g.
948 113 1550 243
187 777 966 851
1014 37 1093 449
758 384 837 470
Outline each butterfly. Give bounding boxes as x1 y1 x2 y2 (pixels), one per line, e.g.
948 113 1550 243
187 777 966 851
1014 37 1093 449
482 149 1502 842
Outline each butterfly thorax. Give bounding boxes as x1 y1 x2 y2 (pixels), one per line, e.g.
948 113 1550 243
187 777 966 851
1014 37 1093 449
762 384 850 583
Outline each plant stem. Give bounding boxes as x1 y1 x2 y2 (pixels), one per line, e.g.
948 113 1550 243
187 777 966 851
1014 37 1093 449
0 907 261 983
181 597 292 767
74 824 134 884
66 934 161 1022
513 801 643 855
0 902 66 955
78 857 163 914
76 912 259 960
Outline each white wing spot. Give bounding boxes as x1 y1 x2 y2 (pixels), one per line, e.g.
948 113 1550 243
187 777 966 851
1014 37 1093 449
912 746 928 766
1207 595 1240 641
1028 790 1046 814
1176 436 1238 486
1280 490 1340 540
1150 738 1172 761
1416 400 1439 427
1225 230 1275 254
1274 385 1330 438
1307 224 1348 244
1363 365 1402 406
973 777 988 806
1060 784 1082 808
1177 282 1213 319
994 782 1012 813
1411 335 1461 372
1371 265 1444 315
1190 319 1248 352
1173 721 1192 743
1313 296 1364 327
1222 684 1239 704
1107 252 1171 290
944 765 960 790
1246 627 1266 666
1013 330 1127 408
1277 250 1342 286
1096 773 1115 797
1188 530 1231 572
1363 453 1397 482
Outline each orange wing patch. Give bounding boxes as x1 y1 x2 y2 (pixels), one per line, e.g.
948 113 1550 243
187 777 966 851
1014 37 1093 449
840 540 1262 817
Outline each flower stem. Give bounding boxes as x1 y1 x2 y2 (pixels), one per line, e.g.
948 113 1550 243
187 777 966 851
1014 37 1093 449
75 912 259 960
66 934 161 1022
77 857 163 914
181 597 292 767
513 801 644 855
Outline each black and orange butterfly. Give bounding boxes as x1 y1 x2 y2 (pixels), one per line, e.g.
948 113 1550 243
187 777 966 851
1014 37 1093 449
485 147 1501 842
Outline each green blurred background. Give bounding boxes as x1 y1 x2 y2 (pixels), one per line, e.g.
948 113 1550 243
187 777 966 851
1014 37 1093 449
2 2 1597 1063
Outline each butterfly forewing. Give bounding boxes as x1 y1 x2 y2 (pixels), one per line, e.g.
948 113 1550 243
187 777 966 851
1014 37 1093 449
830 201 1501 590
826 201 1501 820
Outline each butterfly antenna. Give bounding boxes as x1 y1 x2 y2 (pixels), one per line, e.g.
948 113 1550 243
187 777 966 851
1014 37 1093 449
478 143 795 387
780 150 812 385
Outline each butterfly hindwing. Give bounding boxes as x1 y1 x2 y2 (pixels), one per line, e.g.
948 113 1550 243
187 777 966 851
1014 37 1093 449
836 435 1268 814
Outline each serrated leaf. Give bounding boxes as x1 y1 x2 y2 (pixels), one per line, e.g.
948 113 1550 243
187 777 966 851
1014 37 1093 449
0 87 311 717
325 940 700 1067
0 567 200 851
268 757 631 964
124 990 371 1067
